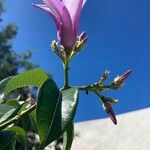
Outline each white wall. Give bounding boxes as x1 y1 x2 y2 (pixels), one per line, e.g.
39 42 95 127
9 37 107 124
72 108 150 150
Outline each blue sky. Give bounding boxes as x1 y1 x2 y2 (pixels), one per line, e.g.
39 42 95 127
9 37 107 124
3 0 150 122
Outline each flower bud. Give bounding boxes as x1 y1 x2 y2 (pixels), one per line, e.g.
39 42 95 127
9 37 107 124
59 49 66 58
51 40 59 52
98 70 110 84
75 32 88 50
111 69 132 89
102 102 117 125
115 69 132 82
79 32 87 41
101 96 118 104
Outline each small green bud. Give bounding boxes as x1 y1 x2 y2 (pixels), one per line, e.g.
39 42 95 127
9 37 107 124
51 40 59 52
98 70 110 84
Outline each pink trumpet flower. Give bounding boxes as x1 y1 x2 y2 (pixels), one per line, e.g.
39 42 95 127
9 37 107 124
33 0 87 54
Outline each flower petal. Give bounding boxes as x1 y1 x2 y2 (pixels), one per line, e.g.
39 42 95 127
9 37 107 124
43 0 75 49
32 4 61 29
82 0 87 7
62 0 87 48
62 0 86 31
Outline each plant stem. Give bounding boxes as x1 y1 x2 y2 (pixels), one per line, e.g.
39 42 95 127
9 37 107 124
71 85 110 92
94 90 104 99
63 59 69 90
0 104 36 131
77 85 93 91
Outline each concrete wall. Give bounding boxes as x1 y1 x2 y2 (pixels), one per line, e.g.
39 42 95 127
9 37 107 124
72 108 150 150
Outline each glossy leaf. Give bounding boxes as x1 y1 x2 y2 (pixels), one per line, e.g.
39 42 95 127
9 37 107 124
17 101 29 116
63 122 74 150
36 79 61 148
0 102 26 124
0 101 29 124
0 104 13 118
61 88 79 130
0 131 15 149
0 76 13 102
6 99 20 108
36 79 79 148
0 108 16 123
4 68 49 95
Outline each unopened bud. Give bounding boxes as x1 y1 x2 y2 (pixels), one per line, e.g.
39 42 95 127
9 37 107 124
79 32 87 41
81 37 88 47
75 38 87 51
59 49 66 58
102 102 117 125
111 69 132 89
101 96 118 104
69 32 88 60
115 69 132 82
98 70 110 84
51 40 59 52
76 32 88 50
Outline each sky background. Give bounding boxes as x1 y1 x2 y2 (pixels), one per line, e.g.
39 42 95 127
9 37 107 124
2 0 150 122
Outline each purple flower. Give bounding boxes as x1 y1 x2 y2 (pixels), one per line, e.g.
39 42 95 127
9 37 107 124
33 0 87 54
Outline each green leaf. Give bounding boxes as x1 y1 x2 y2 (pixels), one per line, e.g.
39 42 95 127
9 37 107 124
36 79 61 148
6 99 20 108
17 101 29 116
0 108 16 123
63 122 74 150
36 79 79 148
4 68 49 95
0 131 15 150
7 126 27 149
0 104 13 118
7 126 26 139
61 88 79 130
29 110 38 133
0 76 13 102
0 103 24 124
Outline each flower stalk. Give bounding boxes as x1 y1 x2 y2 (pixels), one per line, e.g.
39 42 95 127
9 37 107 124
63 58 70 90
